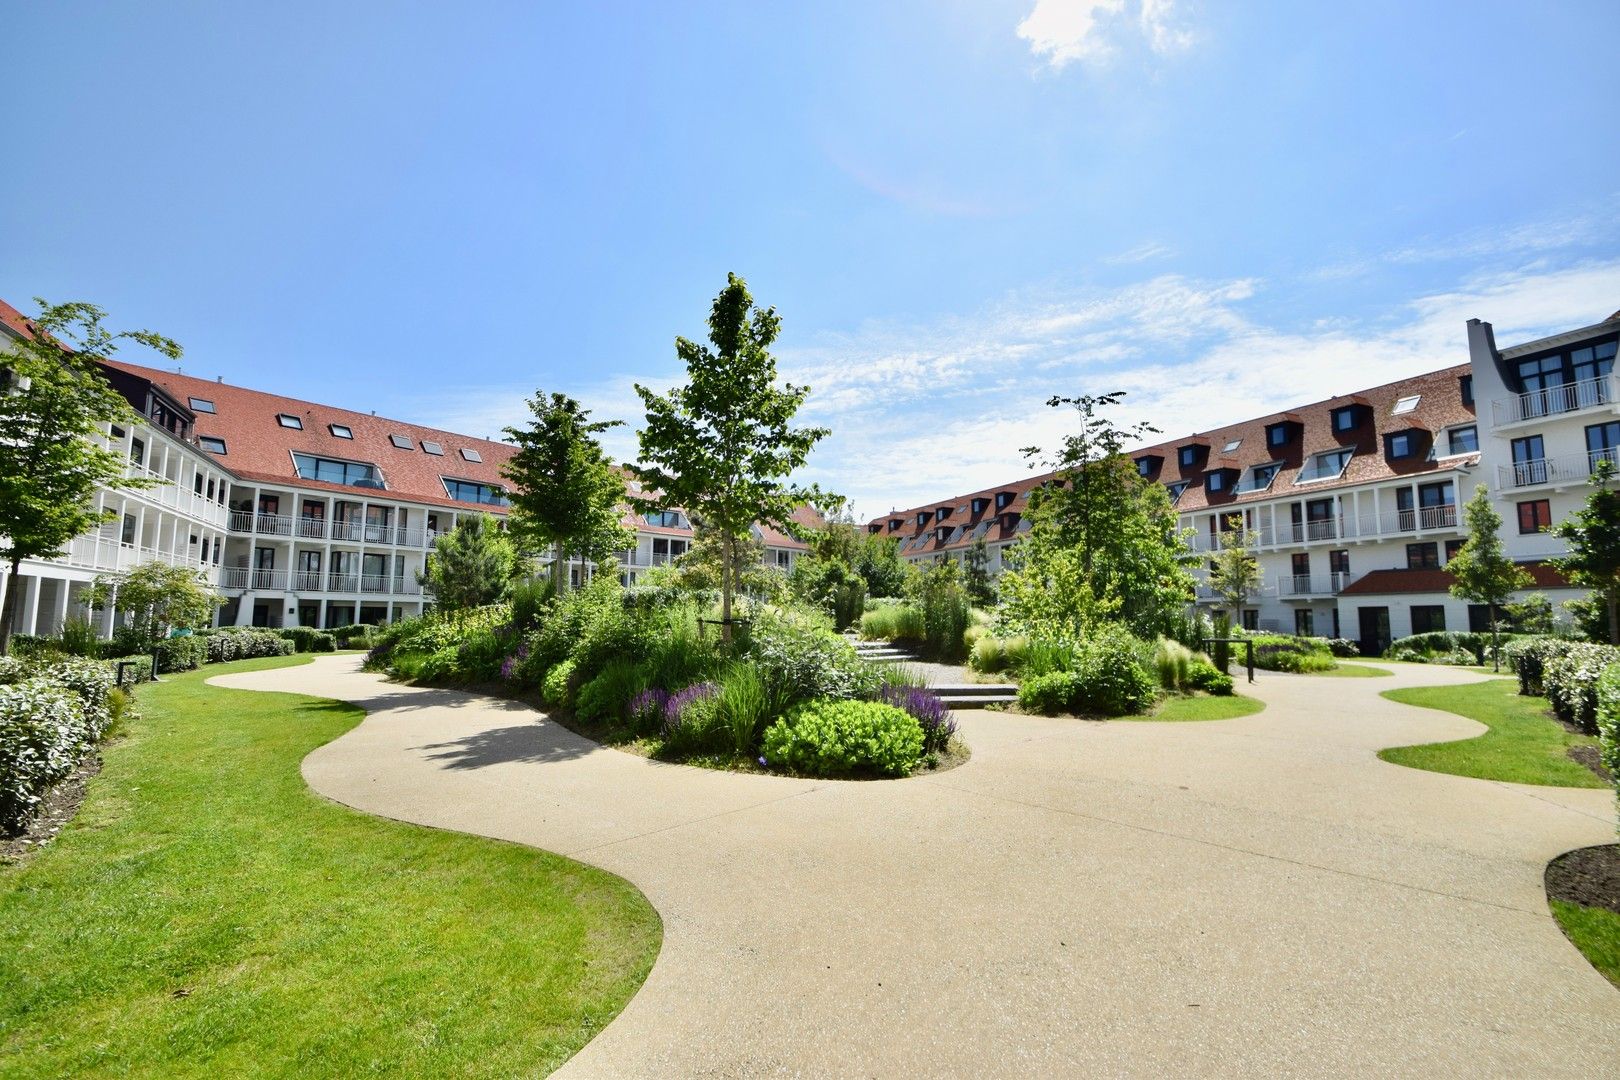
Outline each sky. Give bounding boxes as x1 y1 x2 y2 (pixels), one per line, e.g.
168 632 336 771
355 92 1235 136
4 1 1619 518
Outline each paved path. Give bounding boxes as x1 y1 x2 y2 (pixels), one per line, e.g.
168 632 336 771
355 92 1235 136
212 658 1620 1077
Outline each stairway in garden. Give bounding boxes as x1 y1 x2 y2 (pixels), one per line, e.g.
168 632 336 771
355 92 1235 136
846 636 1020 709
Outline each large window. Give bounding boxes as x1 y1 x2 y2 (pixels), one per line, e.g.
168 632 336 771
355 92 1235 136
1406 542 1439 570
1446 426 1478 455
442 478 508 506
1300 448 1352 482
1586 421 1620 469
1517 499 1552 534
1411 606 1447 634
1167 481 1189 502
1294 609 1315 636
1510 435 1545 485
292 453 384 488
643 509 689 529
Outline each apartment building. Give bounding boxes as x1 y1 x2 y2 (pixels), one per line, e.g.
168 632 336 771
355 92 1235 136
870 309 1619 656
0 299 808 636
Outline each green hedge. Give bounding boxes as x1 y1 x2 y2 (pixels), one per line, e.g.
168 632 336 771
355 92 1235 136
762 699 923 777
153 637 207 673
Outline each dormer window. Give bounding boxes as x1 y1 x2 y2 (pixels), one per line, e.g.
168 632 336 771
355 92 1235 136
1331 406 1359 433
1386 431 1420 459
867 523 882 535
995 491 1015 509
936 526 950 542
1249 462 1281 490
889 518 903 531
935 507 950 522
1459 375 1474 408
1207 471 1226 492
971 497 989 514
1167 481 1189 502
1266 422 1297 448
277 413 303 429
1137 459 1153 477
1177 443 1208 469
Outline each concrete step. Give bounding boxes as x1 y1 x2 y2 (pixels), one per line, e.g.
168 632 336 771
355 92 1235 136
930 683 1017 696
936 693 1019 708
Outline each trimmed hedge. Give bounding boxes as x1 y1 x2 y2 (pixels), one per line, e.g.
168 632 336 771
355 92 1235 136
762 699 924 777
0 656 123 833
207 630 294 664
1597 665 1620 830
154 636 207 673
1543 642 1620 735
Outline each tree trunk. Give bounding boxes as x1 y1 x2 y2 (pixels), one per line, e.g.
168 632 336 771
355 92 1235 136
552 540 568 596
0 556 19 657
1490 605 1501 673
720 533 734 644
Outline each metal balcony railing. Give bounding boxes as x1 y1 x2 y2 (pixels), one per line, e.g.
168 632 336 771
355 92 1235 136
1496 451 1614 490
228 512 428 546
1276 570 1358 597
1492 373 1619 427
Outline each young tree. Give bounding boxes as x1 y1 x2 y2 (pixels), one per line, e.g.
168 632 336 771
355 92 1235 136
1555 458 1620 644
0 300 179 654
635 274 829 638
1209 517 1261 629
854 533 910 598
86 562 222 646
963 538 996 608
672 521 781 601
501 391 634 594
417 514 521 610
1447 485 1533 669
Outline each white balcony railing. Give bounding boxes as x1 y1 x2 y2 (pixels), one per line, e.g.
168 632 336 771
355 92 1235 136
1496 451 1613 491
218 567 422 596
1276 570 1359 597
229 512 429 546
1491 372 1619 427
1186 503 1458 553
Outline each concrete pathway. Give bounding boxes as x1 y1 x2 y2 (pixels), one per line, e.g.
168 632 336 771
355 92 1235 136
211 658 1620 1078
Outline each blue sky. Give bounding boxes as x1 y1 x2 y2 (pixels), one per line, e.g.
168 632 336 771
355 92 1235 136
4 1 1619 515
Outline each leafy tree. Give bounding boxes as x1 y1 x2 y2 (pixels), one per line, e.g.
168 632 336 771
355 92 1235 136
854 533 910 598
1209 517 1261 629
635 274 829 638
1503 592 1555 635
672 521 784 602
1447 485 1533 668
963 538 996 608
86 562 223 646
417 514 521 610
0 300 179 654
1006 392 1196 639
501 392 635 594
1554 458 1620 644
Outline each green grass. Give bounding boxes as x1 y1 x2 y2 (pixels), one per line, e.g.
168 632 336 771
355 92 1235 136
1379 678 1605 788
1137 693 1266 722
0 655 661 1078
1308 663 1394 677
1551 901 1620 988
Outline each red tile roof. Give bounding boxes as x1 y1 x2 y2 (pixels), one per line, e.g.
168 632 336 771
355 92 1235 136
871 364 1479 556
1338 562 1572 597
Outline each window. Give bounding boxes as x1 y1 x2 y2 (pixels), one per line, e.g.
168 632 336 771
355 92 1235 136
277 413 303 429
1468 604 1493 633
1459 375 1473 408
1510 435 1546 485
1445 538 1465 561
935 507 950 521
1300 447 1352 481
1331 406 1358 432
1266 423 1290 448
643 510 689 529
1586 421 1620 469
1517 499 1552 534
121 514 136 545
1136 459 1153 477
291 453 383 488
1249 462 1281 490
461 448 483 462
1515 337 1618 394
971 497 989 514
1392 394 1421 415
1445 426 1478 455
198 435 226 454
1167 481 1189 502
442 478 508 506
188 397 215 414
130 437 145 466
329 424 353 439
1406 542 1440 570
1294 609 1315 636
1222 438 1241 453
1241 610 1259 631
194 473 203 494
1329 549 1350 575
996 491 1015 509
1291 553 1310 576
1206 471 1226 492
1387 432 1416 459
917 511 930 526
1411 605 1447 634
388 434 413 449
1178 446 1200 468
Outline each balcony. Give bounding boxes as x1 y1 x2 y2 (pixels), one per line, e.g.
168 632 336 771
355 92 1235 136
1185 504 1458 553
1276 571 1359 597
228 512 428 546
220 567 424 595
1496 451 1611 491
1491 373 1619 428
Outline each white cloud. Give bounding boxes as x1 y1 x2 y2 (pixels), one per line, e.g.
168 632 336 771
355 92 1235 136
1103 240 1176 264
1017 0 1193 70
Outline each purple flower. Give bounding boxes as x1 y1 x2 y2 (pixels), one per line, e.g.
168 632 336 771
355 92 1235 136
662 682 717 737
629 687 670 727
879 685 955 752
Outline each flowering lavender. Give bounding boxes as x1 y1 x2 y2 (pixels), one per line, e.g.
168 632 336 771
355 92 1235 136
880 685 955 753
628 688 671 733
661 682 717 738
499 642 530 682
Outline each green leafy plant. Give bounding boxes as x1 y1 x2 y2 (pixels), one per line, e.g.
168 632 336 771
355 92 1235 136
541 659 577 709
761 699 924 777
1017 671 1080 715
717 662 769 756
575 659 648 723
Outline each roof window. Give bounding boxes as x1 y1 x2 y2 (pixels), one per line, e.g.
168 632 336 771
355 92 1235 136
461 448 483 463
389 434 413 450
1392 394 1421 415
422 440 444 455
277 413 304 429
329 424 352 439
188 397 215 414
198 436 227 454
1222 439 1241 453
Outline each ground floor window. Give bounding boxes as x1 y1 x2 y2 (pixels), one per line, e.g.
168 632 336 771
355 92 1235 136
1294 608 1314 636
1241 609 1259 631
1410 605 1447 634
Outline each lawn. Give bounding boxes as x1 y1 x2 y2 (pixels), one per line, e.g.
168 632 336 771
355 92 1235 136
1138 693 1266 722
1379 678 1605 788
0 654 661 1078
1551 901 1620 988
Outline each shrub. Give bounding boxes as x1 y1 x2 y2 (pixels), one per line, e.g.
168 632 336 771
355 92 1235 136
1152 638 1195 691
541 659 577 709
310 632 336 653
576 659 648 723
859 602 924 642
58 618 101 658
969 634 1029 675
1597 664 1620 831
762 699 924 777
717 663 770 756
153 636 207 673
878 684 954 753
1186 660 1234 696
1543 642 1620 734
1504 636 1571 696
0 678 85 832
1018 671 1080 715
661 682 723 754
508 577 554 632
747 609 881 714
1243 634 1336 673
640 604 719 691
103 655 155 684
915 564 970 661
1384 630 1518 665
1020 638 1075 679
207 629 294 664
1323 637 1360 658
328 623 373 648
279 626 321 653
1070 627 1159 716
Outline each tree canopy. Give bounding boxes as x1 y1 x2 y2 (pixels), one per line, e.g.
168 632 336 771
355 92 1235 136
0 300 180 654
1209 517 1261 627
1448 485 1532 668
634 273 828 635
1554 459 1620 644
87 562 222 646
501 391 634 593
417 514 522 610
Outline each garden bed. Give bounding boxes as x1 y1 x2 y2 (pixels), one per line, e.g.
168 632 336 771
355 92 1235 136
0 753 101 866
1547 844 1620 989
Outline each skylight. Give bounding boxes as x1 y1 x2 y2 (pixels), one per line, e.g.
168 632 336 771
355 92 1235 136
422 440 444 455
1223 439 1241 453
1392 394 1421 415
188 397 215 414
389 434 413 450
329 424 352 439
461 448 483 462
277 414 303 429
198 436 227 454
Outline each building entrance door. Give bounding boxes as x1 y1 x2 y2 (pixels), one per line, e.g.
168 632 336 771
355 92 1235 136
1358 606 1390 659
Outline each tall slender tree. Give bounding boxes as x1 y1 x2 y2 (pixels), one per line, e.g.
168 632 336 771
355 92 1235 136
1209 517 1261 629
417 514 520 610
0 300 178 654
501 392 633 594
634 274 829 638
1555 459 1620 644
1447 485 1532 669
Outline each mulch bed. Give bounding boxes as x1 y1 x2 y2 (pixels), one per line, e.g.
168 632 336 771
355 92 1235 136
0 754 101 867
1567 745 1613 784
1546 844 1620 916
